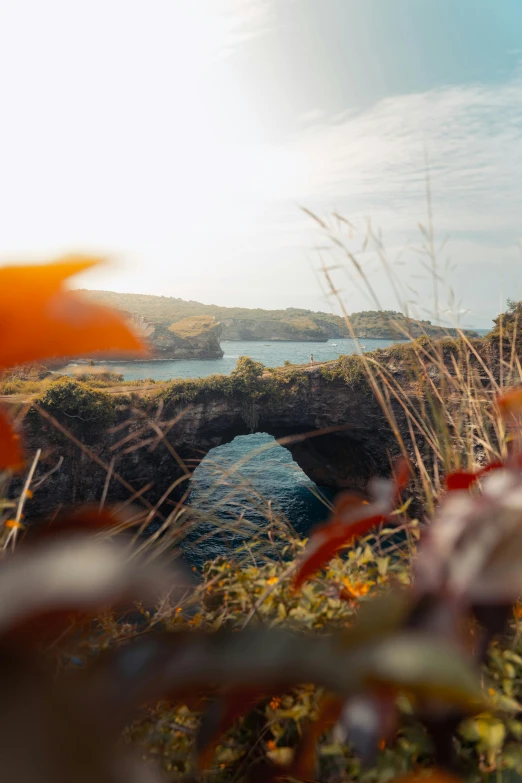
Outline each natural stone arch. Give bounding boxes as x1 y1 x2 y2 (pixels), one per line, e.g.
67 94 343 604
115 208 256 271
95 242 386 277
21 365 402 516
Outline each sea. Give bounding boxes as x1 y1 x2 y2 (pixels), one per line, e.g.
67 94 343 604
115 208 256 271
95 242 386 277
91 337 396 381
65 333 489 563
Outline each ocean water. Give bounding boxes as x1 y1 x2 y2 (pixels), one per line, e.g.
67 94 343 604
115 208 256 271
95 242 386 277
66 337 399 562
181 433 335 567
67 337 403 381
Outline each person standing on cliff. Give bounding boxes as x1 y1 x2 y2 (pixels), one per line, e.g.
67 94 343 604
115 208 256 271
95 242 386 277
310 353 314 365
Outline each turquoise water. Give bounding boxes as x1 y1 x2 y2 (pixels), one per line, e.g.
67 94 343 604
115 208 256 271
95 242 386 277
64 337 403 380
182 433 335 566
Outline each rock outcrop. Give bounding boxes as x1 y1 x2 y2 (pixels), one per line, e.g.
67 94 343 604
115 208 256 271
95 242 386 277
15 337 496 520
129 314 224 359
17 361 402 518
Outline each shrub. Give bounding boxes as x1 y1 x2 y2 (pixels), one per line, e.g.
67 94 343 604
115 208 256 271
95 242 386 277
35 377 116 439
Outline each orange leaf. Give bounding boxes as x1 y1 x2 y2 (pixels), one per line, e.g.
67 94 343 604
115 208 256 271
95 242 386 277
0 256 147 370
293 514 384 590
498 388 522 417
0 407 24 470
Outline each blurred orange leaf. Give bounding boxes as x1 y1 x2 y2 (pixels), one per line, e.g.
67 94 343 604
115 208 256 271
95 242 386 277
0 256 147 370
498 388 522 418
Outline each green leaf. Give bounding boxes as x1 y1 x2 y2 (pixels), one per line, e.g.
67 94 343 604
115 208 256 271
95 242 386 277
353 632 486 709
376 557 390 577
502 743 522 774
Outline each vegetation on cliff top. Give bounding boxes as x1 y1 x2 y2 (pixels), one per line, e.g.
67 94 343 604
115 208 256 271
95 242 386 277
168 314 220 339
487 298 522 348
77 289 480 341
349 309 480 339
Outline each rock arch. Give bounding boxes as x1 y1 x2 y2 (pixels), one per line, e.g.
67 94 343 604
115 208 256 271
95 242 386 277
22 367 400 516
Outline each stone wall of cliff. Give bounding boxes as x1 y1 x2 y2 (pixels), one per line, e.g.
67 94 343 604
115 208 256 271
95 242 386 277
15 359 403 519
220 317 330 342
124 313 223 360
13 337 497 521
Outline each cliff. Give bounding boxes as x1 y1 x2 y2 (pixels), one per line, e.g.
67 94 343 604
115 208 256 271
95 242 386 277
348 310 480 340
220 316 329 341
129 314 223 360
76 290 481 343
12 355 399 518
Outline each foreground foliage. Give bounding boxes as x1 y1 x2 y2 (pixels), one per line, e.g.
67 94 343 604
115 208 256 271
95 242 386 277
3 253 522 783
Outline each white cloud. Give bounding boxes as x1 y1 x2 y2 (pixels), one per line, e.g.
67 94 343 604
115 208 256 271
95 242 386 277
249 76 522 325
214 0 276 56
290 79 522 240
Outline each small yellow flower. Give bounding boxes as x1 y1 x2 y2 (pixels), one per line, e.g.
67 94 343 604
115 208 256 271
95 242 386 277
341 578 370 598
24 489 33 499
269 697 281 710
266 576 279 586
4 519 22 529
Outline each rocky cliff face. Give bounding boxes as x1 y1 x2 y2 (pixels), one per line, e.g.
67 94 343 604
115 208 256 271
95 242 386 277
130 314 224 359
17 362 404 519
221 317 329 342
17 337 496 520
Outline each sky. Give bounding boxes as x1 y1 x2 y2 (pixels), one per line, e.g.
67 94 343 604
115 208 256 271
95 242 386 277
0 0 521 327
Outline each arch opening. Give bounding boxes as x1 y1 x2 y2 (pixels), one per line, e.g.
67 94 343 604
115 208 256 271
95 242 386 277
183 433 333 567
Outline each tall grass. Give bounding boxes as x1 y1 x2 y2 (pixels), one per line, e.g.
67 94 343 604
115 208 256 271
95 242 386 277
304 190 515 518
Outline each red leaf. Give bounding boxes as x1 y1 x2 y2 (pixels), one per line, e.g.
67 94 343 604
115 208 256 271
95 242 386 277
445 462 504 492
0 407 24 471
392 456 410 494
291 695 343 780
293 515 384 590
24 507 122 544
197 688 267 770
335 492 367 517
445 471 480 492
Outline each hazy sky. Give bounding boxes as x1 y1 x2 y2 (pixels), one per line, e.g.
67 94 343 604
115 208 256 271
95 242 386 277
0 0 521 326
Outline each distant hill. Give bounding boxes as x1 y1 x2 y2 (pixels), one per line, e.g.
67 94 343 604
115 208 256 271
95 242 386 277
348 310 480 340
78 291 480 342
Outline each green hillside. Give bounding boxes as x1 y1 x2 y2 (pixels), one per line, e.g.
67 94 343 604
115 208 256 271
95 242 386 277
78 291 480 341
348 310 480 339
